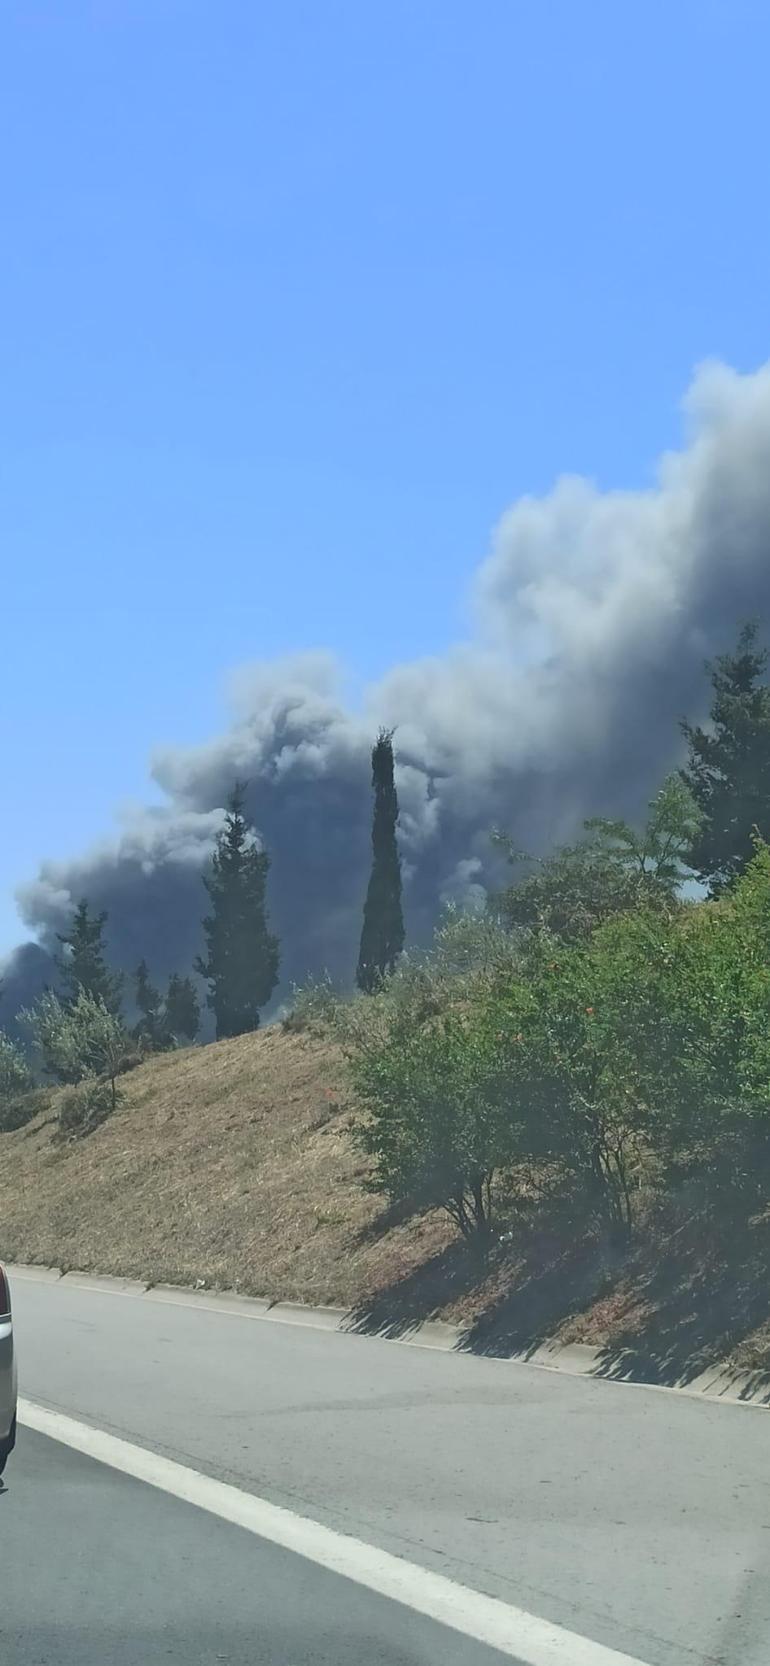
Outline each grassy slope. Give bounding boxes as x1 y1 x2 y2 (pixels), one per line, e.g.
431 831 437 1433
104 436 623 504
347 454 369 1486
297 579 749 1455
0 1028 453 1305
1 1025 769 1383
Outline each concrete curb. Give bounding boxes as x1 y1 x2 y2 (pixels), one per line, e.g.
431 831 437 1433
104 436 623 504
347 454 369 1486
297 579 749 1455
7 1261 770 1409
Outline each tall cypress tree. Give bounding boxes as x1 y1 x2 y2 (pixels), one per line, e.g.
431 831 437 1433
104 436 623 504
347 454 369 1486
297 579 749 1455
681 621 770 894
55 899 124 1014
195 784 280 1039
356 729 405 993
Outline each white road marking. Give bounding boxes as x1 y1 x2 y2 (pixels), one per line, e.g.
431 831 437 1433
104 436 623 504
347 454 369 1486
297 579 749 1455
20 1396 648 1666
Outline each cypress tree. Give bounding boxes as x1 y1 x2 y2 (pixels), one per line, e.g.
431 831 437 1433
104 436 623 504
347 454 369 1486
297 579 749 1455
681 621 770 894
195 784 280 1039
356 729 405 993
55 899 123 1014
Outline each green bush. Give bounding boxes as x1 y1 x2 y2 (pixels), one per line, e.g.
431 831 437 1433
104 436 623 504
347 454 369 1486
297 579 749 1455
347 841 770 1248
349 990 530 1237
20 987 129 1090
282 974 344 1035
0 1032 39 1133
57 1078 116 1140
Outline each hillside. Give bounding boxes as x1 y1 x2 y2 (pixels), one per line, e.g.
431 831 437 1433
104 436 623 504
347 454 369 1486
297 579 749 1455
0 1027 454 1305
2 1023 770 1387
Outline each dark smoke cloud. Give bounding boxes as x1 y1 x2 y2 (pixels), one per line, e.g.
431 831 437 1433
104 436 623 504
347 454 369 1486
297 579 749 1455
4 360 770 1028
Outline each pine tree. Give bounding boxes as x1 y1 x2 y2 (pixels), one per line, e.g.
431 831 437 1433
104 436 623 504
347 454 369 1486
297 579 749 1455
55 899 123 1014
195 784 280 1039
165 973 201 1044
356 729 405 993
681 621 770 894
132 959 164 1049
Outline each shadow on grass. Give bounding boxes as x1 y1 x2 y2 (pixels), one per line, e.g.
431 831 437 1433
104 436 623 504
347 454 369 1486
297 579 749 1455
348 1200 770 1397
347 1236 493 1339
353 1194 428 1247
591 1224 770 1398
459 1235 612 1360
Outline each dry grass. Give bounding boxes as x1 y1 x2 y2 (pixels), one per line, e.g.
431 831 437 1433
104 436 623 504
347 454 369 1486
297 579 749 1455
0 1028 453 1304
2 1027 769 1383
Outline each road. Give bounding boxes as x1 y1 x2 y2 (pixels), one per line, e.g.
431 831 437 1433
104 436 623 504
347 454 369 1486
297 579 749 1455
3 1425 514 1665
8 1269 770 1665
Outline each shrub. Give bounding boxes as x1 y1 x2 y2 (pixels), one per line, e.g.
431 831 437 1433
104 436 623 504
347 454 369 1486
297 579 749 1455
57 1078 115 1141
0 1031 33 1100
282 974 344 1035
20 987 129 1096
349 992 529 1237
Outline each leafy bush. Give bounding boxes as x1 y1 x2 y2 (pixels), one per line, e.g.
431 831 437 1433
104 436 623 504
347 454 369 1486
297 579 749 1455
348 839 770 1249
282 973 345 1035
20 987 129 1092
57 1078 116 1140
349 981 531 1236
493 775 699 944
0 1031 33 1099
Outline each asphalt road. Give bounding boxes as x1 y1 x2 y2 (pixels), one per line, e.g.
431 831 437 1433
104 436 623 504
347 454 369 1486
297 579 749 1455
9 1270 770 1665
2 1425 514 1666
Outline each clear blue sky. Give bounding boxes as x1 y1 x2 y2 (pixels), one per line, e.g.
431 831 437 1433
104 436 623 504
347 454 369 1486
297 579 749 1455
3 0 770 953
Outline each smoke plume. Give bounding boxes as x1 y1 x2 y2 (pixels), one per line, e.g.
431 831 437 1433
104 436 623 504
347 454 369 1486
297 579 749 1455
4 360 770 1031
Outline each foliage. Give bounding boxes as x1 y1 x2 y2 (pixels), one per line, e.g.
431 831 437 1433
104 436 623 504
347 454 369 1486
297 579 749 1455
350 999 521 1236
357 730 405 993
196 784 279 1039
583 773 702 889
20 986 128 1103
282 972 345 1035
164 973 201 1044
349 817 770 1247
132 959 168 1051
57 1077 116 1140
0 1031 39 1131
681 620 770 895
341 904 523 1056
0 1030 33 1100
611 846 770 1214
492 774 699 944
55 898 124 1013
487 924 664 1240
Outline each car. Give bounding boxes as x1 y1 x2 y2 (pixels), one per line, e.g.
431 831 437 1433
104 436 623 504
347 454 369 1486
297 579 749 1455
0 1263 17 1476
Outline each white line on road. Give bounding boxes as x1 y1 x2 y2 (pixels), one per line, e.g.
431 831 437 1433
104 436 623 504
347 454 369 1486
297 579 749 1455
20 1396 648 1666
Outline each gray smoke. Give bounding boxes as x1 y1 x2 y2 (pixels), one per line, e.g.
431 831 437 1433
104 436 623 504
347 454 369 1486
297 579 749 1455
4 359 770 1030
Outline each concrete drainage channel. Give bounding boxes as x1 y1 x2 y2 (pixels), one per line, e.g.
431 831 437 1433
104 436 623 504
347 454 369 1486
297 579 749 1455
8 1261 770 1410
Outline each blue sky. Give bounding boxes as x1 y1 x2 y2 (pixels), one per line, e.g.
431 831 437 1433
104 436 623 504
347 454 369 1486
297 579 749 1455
3 0 770 953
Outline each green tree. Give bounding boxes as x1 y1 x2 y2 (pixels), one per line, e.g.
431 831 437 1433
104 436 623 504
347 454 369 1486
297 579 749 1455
357 730 405 993
195 784 280 1039
681 621 770 894
493 774 699 943
164 973 201 1044
21 986 128 1107
55 899 123 1013
132 959 165 1050
350 999 520 1236
584 774 701 888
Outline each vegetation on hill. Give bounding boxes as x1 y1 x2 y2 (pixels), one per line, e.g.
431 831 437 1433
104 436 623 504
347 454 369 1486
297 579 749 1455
3 625 770 1383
